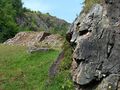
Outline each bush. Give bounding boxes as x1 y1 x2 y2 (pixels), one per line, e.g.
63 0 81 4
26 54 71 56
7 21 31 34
0 0 23 42
60 40 73 70
84 0 103 13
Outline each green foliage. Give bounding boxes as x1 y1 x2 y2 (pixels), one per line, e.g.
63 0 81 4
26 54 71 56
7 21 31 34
49 23 68 37
12 0 23 15
17 26 30 32
84 0 102 13
45 71 74 90
0 0 69 42
50 23 69 37
46 40 74 90
0 44 59 90
0 0 23 42
58 40 74 90
44 41 74 90
49 25 68 37
23 7 31 12
60 40 73 70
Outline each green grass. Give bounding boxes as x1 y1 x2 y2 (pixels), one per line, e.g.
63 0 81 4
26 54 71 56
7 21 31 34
46 70 74 90
0 44 60 90
45 40 74 90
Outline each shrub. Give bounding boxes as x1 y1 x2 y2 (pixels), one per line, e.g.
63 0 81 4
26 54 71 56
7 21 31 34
84 0 103 13
60 40 73 70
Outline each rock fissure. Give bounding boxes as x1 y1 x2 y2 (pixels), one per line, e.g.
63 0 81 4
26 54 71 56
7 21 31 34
107 30 115 59
79 30 89 36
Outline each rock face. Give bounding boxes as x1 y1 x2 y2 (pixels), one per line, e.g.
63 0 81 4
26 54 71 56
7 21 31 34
67 0 120 90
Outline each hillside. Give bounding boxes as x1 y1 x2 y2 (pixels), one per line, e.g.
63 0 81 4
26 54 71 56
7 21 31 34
0 0 70 42
17 11 70 32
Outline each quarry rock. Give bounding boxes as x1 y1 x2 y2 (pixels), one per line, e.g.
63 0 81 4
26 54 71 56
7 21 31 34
4 32 50 46
4 31 63 51
67 0 120 89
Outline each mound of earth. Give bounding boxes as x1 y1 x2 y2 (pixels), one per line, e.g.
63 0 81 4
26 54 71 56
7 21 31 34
4 31 63 50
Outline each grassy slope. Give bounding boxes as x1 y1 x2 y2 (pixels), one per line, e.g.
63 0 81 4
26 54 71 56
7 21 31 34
0 44 59 90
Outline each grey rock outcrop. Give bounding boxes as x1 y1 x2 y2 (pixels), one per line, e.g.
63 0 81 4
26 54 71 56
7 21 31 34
67 0 120 90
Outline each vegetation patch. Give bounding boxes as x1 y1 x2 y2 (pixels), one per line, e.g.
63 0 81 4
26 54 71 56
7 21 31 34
46 40 74 90
46 70 74 90
0 44 59 90
60 40 73 71
84 0 103 13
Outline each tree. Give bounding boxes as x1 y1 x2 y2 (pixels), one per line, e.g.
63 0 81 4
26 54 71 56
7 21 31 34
0 0 23 42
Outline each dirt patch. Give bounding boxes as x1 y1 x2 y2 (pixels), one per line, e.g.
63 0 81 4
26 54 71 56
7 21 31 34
49 51 64 77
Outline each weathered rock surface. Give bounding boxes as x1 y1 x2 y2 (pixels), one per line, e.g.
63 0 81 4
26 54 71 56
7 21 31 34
4 31 63 51
67 0 120 90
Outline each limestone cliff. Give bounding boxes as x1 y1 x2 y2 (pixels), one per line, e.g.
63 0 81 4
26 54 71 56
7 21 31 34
67 0 120 90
